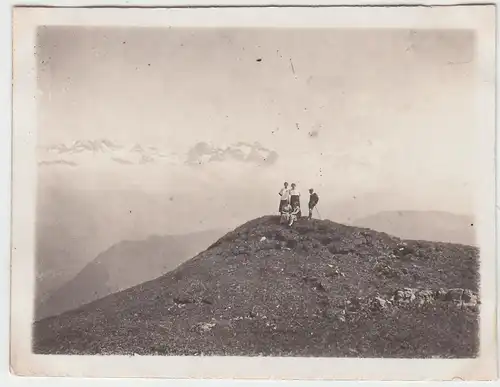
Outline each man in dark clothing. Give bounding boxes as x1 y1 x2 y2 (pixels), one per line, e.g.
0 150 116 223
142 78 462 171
308 188 319 220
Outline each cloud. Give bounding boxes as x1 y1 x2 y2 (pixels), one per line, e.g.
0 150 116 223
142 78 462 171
46 139 122 154
38 160 78 167
186 141 279 166
111 157 134 165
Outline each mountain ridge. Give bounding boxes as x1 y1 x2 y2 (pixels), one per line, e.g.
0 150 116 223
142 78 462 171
34 216 479 358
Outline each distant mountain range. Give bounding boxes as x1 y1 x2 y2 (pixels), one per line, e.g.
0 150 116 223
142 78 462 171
351 211 475 246
37 139 278 167
35 229 227 320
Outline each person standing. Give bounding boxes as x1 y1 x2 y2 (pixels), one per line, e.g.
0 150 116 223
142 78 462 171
308 188 319 220
289 183 301 217
278 182 290 213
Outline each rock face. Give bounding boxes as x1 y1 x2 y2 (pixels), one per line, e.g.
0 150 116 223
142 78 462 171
33 216 479 358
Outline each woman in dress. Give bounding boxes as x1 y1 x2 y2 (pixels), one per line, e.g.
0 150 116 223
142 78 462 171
289 183 301 218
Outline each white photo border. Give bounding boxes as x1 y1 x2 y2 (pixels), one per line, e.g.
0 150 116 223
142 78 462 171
10 4 497 380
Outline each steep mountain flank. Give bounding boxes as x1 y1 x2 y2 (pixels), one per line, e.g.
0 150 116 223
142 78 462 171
36 230 226 320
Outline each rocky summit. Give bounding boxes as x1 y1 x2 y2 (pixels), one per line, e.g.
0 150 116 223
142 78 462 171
33 216 479 358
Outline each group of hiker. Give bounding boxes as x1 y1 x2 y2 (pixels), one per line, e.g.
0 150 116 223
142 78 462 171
278 182 319 226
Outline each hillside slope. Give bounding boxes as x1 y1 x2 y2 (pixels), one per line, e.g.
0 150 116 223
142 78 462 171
33 216 479 358
36 230 226 320
351 211 475 246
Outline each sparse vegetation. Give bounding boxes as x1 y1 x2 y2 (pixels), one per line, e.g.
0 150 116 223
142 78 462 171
33 216 479 358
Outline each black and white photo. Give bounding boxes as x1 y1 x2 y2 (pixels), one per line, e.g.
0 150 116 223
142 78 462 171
10 5 497 380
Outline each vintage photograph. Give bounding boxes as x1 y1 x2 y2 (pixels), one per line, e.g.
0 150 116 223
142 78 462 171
10 5 496 380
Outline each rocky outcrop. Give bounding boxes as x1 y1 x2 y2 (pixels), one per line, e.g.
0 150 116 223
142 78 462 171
370 288 479 311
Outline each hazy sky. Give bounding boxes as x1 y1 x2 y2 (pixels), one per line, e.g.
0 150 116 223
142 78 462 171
36 27 477 242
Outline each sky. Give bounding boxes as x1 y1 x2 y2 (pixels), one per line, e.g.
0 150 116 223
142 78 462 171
35 26 477 249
